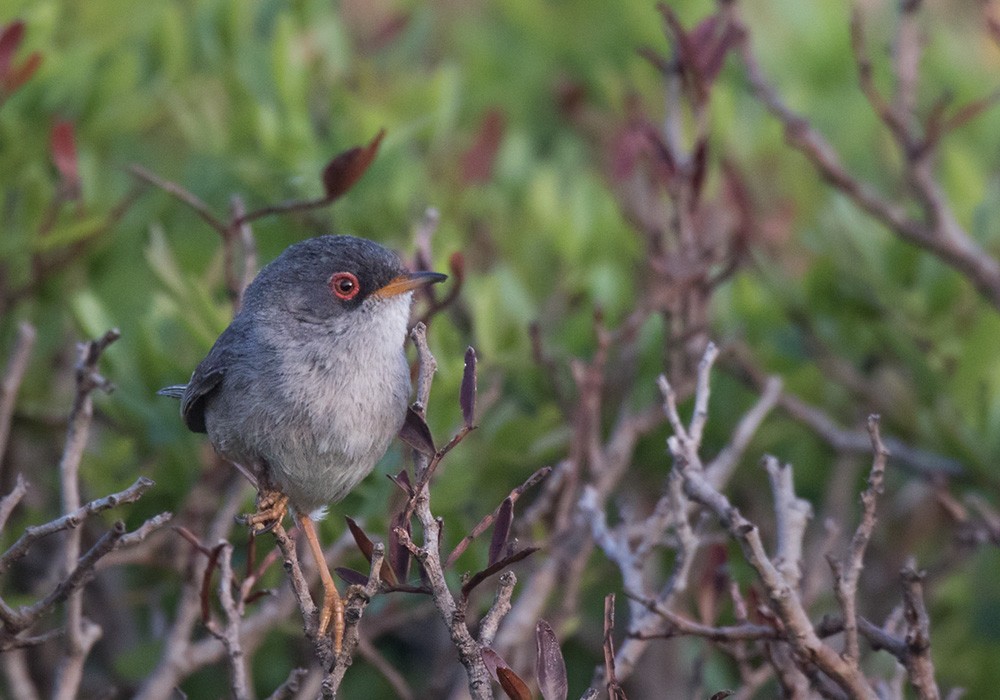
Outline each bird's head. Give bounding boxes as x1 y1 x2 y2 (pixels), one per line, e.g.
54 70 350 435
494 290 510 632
241 235 446 330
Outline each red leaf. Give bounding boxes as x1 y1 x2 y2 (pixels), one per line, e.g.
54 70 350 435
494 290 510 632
535 620 568 700
609 125 648 182
321 129 385 201
690 138 708 204
334 567 370 586
460 346 477 427
481 645 532 698
387 469 413 497
497 667 532 700
388 507 411 582
346 516 398 585
448 251 465 287
50 120 80 195
488 496 512 566
346 516 375 560
688 14 743 86
696 543 728 624
481 646 509 681
0 21 25 78
2 50 40 93
398 406 436 456
461 108 506 184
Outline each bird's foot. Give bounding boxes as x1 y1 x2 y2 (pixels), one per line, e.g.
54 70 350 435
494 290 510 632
318 581 346 654
296 513 345 653
239 490 289 535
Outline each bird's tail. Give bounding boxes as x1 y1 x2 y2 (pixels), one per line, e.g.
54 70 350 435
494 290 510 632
157 385 187 399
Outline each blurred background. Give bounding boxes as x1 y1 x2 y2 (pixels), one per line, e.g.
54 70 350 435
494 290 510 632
2 0 999 697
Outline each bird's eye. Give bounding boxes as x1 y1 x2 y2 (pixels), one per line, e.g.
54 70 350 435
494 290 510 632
330 272 360 300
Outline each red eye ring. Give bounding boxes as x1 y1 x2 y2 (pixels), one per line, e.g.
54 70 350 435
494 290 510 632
330 272 360 300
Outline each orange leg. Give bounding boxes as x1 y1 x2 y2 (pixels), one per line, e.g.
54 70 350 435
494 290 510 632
297 512 345 653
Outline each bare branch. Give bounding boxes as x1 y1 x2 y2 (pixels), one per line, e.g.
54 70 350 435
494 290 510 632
204 541 251 700
900 559 940 700
763 456 812 592
264 668 308 700
602 593 626 700
829 415 889 664
326 541 386 693
666 344 877 699
737 11 1000 310
129 164 229 238
0 476 156 575
705 375 782 488
0 474 28 534
625 591 779 642
0 321 35 467
478 571 517 647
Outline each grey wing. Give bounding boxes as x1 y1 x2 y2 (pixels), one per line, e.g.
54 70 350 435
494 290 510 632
157 361 225 434
178 362 226 433
159 322 244 434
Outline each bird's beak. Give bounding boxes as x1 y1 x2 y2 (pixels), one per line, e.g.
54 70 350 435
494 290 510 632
374 270 448 299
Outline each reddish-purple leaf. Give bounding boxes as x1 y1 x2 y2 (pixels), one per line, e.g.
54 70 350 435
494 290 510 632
398 406 435 456
448 251 465 287
388 507 411 582
368 13 411 50
460 346 477 427
696 542 728 624
387 469 413 497
688 14 743 86
345 516 397 586
50 120 80 195
345 516 374 560
535 620 568 700
2 50 40 93
481 645 531 698
610 125 646 182
643 125 676 184
497 667 532 700
0 21 25 77
334 567 370 586
461 108 506 184
690 137 708 204
200 543 224 623
0 21 41 95
321 129 385 201
488 497 513 566
481 646 509 681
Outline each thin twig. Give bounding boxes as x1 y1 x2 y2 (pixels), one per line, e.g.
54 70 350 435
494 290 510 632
205 541 251 700
828 416 888 664
129 164 229 237
0 475 28 534
446 466 551 567
602 593 627 700
0 476 156 575
478 571 517 647
0 322 36 471
900 559 940 700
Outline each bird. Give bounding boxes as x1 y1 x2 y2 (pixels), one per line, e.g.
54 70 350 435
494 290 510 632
159 235 446 651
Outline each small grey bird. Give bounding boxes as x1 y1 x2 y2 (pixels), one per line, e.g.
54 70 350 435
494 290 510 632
160 235 446 648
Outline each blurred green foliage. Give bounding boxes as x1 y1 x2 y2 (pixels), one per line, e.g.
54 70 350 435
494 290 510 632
2 0 1000 696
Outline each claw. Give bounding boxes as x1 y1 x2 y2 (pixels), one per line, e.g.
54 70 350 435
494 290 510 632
239 490 289 535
